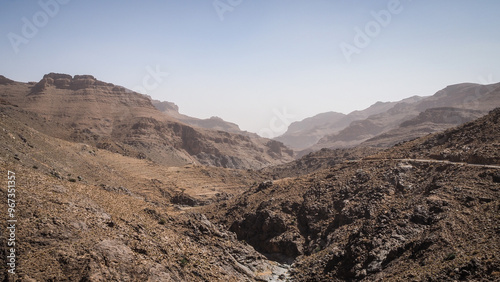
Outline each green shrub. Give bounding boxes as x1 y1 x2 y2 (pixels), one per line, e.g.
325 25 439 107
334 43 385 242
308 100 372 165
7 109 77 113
179 257 189 267
444 253 456 261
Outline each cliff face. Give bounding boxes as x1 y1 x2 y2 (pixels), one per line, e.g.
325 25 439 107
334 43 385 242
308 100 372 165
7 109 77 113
0 73 293 169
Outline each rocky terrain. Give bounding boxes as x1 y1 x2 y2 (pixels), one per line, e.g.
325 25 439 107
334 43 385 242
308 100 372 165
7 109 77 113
205 108 500 281
378 108 500 165
152 99 256 137
0 73 499 281
0 74 293 169
361 107 485 148
0 102 291 281
282 82 500 154
311 83 500 152
275 98 418 150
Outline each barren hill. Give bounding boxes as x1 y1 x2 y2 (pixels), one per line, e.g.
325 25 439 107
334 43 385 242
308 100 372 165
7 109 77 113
275 98 417 150
362 107 485 148
0 73 293 169
309 82 500 152
0 102 290 281
205 108 500 281
379 107 500 165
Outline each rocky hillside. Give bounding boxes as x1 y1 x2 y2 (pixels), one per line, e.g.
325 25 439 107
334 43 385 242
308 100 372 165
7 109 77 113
0 73 293 169
259 147 380 180
275 99 418 150
152 99 256 136
206 109 500 281
379 107 500 165
1 74 498 281
0 102 291 281
309 82 500 152
362 107 485 148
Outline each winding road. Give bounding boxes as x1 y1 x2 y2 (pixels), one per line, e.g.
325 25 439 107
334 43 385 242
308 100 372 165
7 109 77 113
351 158 500 169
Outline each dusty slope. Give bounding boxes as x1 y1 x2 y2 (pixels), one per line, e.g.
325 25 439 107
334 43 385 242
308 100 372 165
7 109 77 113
0 73 293 169
206 109 500 281
0 103 290 281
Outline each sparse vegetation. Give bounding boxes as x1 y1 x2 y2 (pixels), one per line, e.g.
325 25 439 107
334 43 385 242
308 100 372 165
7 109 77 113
179 257 189 267
0 73 498 281
445 253 456 261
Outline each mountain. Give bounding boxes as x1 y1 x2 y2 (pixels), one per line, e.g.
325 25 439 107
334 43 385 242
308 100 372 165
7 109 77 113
275 97 424 150
0 101 289 281
206 108 500 281
274 111 346 149
0 73 293 169
151 99 257 136
1 72 498 280
308 82 500 153
379 107 500 165
361 107 485 148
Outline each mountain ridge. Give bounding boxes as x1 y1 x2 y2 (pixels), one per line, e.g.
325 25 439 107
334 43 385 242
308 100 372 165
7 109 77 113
0 73 293 169
304 82 500 154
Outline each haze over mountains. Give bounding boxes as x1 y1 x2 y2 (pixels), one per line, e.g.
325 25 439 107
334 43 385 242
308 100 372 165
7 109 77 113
0 72 499 281
276 82 500 156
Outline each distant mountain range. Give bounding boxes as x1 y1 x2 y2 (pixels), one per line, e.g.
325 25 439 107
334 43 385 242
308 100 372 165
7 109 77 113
2 73 499 164
275 82 500 156
274 96 422 150
0 73 293 169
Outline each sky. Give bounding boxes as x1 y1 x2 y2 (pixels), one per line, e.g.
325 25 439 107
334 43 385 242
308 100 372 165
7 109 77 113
1 0 500 137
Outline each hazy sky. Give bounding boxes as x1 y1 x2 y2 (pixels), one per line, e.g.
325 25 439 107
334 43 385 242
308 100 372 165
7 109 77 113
1 0 500 137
